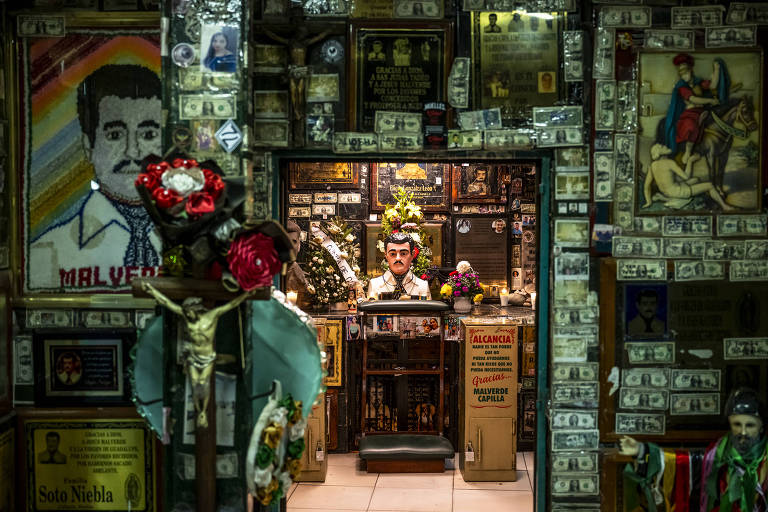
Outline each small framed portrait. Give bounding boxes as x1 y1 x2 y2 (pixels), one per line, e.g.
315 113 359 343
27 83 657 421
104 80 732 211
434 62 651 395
192 120 219 153
624 284 668 339
322 319 343 387
253 44 287 73
307 73 340 102
199 24 239 73
306 114 334 148
33 330 134 405
451 164 507 204
369 315 399 335
346 315 362 341
554 219 590 248
253 90 289 119
537 71 556 93
253 120 290 147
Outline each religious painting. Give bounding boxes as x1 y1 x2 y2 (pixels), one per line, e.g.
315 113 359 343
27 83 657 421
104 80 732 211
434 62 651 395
365 222 443 275
19 27 162 293
288 161 362 189
349 22 452 131
636 50 762 215
451 164 507 204
471 11 559 122
371 162 450 211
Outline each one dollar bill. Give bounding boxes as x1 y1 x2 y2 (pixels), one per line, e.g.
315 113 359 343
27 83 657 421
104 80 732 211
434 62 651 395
617 259 666 281
332 132 378 153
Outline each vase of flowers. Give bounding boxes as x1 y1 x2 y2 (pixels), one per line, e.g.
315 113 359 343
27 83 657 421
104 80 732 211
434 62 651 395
440 261 483 313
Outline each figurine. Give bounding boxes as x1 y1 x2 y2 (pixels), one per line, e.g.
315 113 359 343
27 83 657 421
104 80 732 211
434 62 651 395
142 282 253 428
367 232 431 299
619 387 768 511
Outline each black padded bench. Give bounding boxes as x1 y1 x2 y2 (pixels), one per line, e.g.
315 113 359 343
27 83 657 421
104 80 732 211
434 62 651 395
359 434 454 473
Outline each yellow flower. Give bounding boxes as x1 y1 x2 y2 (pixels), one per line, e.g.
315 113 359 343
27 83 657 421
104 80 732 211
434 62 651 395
473 294 484 304
384 208 398 220
263 425 283 449
287 458 303 479
440 283 453 297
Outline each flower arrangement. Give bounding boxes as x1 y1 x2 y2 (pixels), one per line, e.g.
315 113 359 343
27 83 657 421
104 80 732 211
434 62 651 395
440 261 484 303
250 395 306 506
135 157 225 219
379 187 433 277
306 218 367 305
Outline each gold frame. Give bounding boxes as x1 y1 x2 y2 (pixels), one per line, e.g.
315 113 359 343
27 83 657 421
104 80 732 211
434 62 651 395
4 12 160 308
323 319 343 387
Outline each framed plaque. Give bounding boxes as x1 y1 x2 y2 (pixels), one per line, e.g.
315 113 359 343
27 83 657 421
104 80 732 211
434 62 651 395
471 11 559 121
288 161 362 189
371 162 450 211
349 22 452 131
33 330 134 405
365 222 443 275
454 216 508 286
23 418 156 511
451 164 508 204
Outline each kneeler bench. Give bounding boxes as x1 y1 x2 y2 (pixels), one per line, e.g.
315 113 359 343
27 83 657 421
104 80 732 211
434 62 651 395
359 434 454 473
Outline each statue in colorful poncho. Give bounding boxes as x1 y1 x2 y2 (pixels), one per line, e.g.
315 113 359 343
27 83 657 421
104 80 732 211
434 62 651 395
620 387 767 512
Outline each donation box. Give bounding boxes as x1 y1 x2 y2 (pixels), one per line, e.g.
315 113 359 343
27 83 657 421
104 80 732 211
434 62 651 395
459 320 518 481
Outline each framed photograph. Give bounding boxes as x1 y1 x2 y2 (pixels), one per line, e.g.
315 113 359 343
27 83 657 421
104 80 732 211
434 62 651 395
349 22 452 131
253 44 288 74
253 90 289 118
289 161 361 189
471 12 559 121
307 74 340 102
555 147 590 172
365 222 443 275
322 319 343 387
347 315 363 341
253 120 290 147
368 315 399 335
554 219 590 248
371 162 450 211
399 316 440 338
451 164 507 204
34 330 133 405
191 119 220 153
22 416 156 511
636 50 762 215
199 24 239 73
624 284 668 339
16 20 161 294
306 114 334 148
555 172 590 200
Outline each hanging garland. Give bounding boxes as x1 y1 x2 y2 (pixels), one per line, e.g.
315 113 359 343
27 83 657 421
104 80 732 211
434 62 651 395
305 217 367 304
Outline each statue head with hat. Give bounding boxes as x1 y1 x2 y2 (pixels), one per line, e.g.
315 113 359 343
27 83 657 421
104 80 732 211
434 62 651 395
725 387 765 455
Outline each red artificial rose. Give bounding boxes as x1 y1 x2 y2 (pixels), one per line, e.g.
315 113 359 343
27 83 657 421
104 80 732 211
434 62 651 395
147 161 170 173
227 232 282 291
185 192 215 217
413 247 420 258
449 271 458 276
135 172 160 191
204 172 225 201
152 187 183 209
172 158 198 169
420 274 428 280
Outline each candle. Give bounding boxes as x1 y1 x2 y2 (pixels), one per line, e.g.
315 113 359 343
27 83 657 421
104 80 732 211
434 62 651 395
499 288 509 306
530 292 537 310
286 291 298 305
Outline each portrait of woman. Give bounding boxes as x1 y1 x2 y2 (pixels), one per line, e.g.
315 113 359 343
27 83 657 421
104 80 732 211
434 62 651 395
201 25 238 73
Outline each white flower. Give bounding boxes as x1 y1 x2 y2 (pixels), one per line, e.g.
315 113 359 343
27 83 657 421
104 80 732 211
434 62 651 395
340 251 349 259
352 265 360 273
354 249 361 258
278 471 293 493
377 240 385 252
252 465 274 488
326 266 334 274
312 236 324 244
318 259 324 264
268 407 288 428
456 261 472 273
306 284 316 294
345 233 355 242
328 224 342 234
289 418 307 441
161 168 205 196
411 233 421 243
312 256 318 262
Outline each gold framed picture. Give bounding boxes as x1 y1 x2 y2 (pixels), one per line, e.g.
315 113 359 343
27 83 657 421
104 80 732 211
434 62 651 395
323 319 343 387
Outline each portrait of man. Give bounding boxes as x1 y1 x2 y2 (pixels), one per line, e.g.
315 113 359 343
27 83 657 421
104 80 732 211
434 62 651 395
56 352 82 386
26 50 163 291
485 13 502 33
368 40 386 61
38 432 67 464
467 168 490 196
367 232 431 299
538 71 556 93
626 285 667 338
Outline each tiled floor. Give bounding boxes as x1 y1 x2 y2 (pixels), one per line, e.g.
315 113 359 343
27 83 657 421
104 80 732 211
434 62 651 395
287 451 535 512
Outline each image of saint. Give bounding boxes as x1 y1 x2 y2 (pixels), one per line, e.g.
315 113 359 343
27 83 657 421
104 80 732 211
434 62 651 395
393 38 411 66
367 233 430 299
56 352 82 385
467 168 490 196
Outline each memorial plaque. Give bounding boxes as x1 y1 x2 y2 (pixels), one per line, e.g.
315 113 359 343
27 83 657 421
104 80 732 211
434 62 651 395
350 22 451 131
472 11 559 121
289 161 362 189
371 162 450 211
454 216 508 285
34 331 132 405
24 419 155 511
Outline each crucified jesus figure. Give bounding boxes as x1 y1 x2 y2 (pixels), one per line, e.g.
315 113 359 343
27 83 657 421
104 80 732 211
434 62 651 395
142 282 253 428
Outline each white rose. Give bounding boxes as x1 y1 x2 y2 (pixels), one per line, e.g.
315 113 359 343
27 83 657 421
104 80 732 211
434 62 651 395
289 418 307 441
377 240 385 252
326 266 334 274
352 265 360 273
411 233 421 243
278 471 293 494
345 233 355 242
268 407 288 427
312 256 318 262
340 251 349 259
307 284 316 294
456 261 472 273
161 168 205 196
252 465 274 488
318 259 324 264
